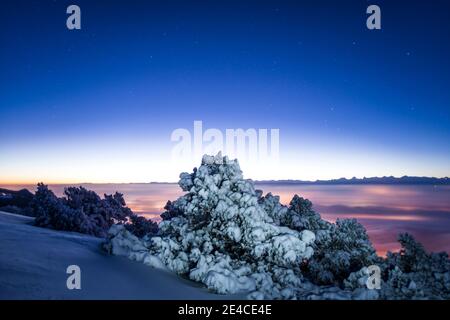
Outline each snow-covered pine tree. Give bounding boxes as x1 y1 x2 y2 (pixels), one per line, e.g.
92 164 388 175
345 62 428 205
259 191 378 285
105 153 450 299
380 233 450 299
32 183 152 238
32 183 83 232
106 153 316 298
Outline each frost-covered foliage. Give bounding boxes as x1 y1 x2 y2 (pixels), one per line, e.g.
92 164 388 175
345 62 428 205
342 267 380 300
379 233 450 299
306 219 379 285
260 194 328 232
31 183 155 238
160 200 184 221
105 154 450 300
0 187 34 216
125 214 158 238
32 183 79 232
106 153 316 299
339 234 450 300
259 193 378 286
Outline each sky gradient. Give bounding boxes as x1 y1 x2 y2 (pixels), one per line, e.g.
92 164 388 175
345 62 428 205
1 0 449 183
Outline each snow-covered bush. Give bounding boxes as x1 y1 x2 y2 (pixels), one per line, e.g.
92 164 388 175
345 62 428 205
31 183 154 238
105 153 450 299
106 153 316 299
32 183 81 232
64 186 133 234
259 192 378 286
161 200 185 221
125 214 158 238
305 218 379 285
342 267 380 300
287 195 330 232
0 187 34 216
380 233 450 299
260 194 328 232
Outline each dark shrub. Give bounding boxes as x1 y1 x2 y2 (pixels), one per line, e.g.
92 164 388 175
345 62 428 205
31 183 148 237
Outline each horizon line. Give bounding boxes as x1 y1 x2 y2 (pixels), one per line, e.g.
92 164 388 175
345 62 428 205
1 175 449 186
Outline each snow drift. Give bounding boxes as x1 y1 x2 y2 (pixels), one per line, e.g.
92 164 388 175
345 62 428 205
0 211 234 300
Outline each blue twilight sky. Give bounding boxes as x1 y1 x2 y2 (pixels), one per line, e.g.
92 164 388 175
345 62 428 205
0 0 449 183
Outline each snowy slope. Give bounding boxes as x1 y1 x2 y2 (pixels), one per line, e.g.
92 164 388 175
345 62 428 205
0 211 241 299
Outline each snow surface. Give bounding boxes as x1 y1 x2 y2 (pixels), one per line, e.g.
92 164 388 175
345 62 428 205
0 211 241 299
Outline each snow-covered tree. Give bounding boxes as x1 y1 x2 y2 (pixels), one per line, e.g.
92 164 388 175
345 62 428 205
106 153 316 299
305 218 379 285
31 183 149 238
105 154 450 299
125 214 158 238
380 233 450 299
259 191 378 286
161 199 185 221
32 183 81 232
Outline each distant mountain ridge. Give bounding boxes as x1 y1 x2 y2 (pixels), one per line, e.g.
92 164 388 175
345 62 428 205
254 176 450 185
3 176 449 186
